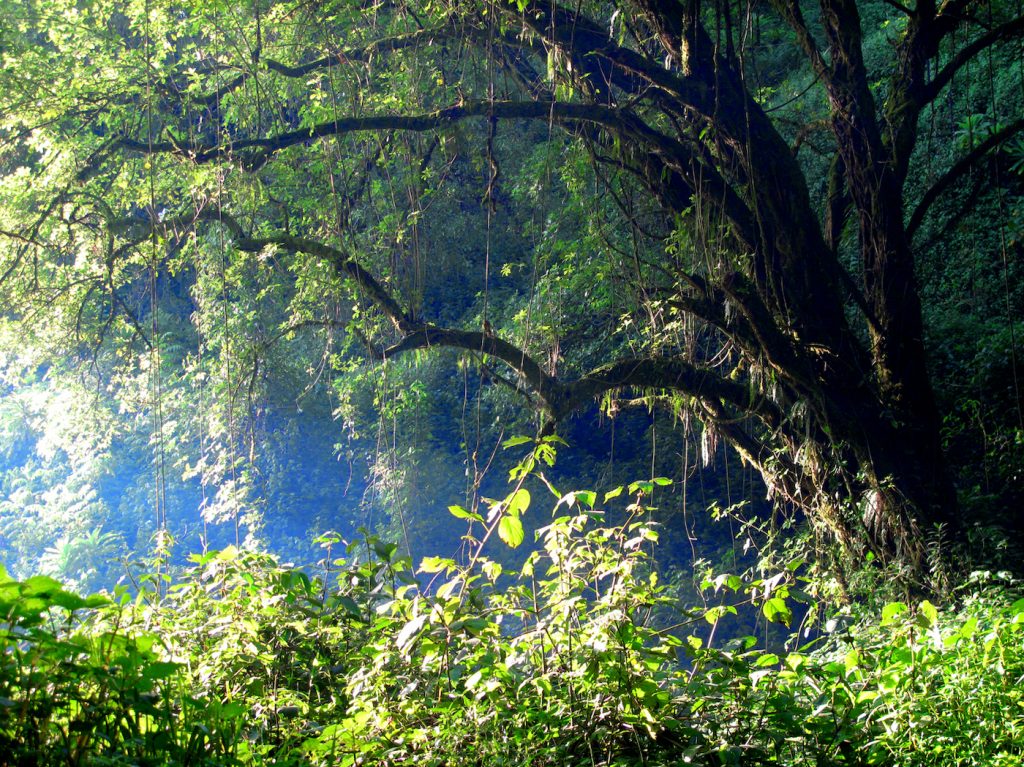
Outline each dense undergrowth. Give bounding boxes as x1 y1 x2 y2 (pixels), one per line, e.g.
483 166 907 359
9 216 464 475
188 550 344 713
2 477 1022 766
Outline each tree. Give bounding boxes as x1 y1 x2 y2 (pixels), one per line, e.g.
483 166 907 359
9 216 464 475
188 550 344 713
1 0 1022 581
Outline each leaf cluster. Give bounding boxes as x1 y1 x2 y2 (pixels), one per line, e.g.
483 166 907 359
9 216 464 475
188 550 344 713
2 486 1022 766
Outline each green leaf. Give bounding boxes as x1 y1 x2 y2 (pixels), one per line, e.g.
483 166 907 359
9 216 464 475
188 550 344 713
436 578 462 600
957 616 978 639
762 597 793 627
540 435 568 446
419 556 454 574
373 541 398 561
448 505 484 523
482 560 502 581
460 617 489 636
48 591 88 611
785 653 808 672
498 515 525 548
1010 599 1024 624
604 486 624 502
881 601 908 624
918 599 939 627
506 488 531 516
337 596 362 618
502 435 533 449
704 604 737 624
396 614 427 653
20 575 64 596
220 701 247 719
141 662 182 683
575 490 596 508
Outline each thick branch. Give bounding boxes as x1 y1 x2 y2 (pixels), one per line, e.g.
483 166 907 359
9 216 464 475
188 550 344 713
555 356 782 428
108 206 412 331
381 325 556 404
515 0 711 111
100 199 789 441
770 1 834 86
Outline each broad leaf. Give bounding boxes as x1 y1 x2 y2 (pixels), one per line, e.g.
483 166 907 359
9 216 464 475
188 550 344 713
498 515 525 548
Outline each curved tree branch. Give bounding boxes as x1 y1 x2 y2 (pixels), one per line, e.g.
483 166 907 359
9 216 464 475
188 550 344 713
555 356 781 427
105 204 782 433
118 100 670 169
923 14 1024 105
907 115 1024 238
189 23 547 109
769 0 835 87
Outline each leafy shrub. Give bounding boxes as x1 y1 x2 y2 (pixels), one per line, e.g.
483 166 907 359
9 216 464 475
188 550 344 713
2 493 1022 766
0 568 189 765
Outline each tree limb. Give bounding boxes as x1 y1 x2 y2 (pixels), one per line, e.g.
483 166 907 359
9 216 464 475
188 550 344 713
769 1 834 87
190 23 546 109
117 100 669 169
923 14 1024 104
907 115 1024 238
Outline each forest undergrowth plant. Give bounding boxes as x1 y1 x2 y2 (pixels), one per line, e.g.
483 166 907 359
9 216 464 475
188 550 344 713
0 567 195 765
2 444 1023 766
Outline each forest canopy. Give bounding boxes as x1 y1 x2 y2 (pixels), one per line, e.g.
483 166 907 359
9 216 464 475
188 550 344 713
0 0 1022 589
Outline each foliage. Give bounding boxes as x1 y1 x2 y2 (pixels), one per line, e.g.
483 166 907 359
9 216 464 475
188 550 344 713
0 568 201 765
1 0 1023 759
2 0 1022 585
2 479 1022 766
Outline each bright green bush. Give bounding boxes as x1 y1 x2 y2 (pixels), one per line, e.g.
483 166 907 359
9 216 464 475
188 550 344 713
2 492 1022 766
0 569 195 765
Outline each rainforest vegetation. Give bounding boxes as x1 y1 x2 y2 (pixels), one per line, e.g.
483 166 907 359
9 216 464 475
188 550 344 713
1 0 1023 763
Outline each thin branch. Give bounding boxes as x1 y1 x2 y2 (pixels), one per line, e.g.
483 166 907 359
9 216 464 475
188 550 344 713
923 14 1024 104
879 0 914 16
907 116 1024 238
190 25 492 108
117 100 657 168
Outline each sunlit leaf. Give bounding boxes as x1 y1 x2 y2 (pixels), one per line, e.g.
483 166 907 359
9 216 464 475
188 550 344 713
575 491 596 508
502 435 532 448
448 505 484 523
762 597 792 627
917 599 939 627
604 486 624 502
419 556 454 574
506 488 530 516
396 614 427 653
881 601 908 624
498 515 525 548
141 662 182 683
